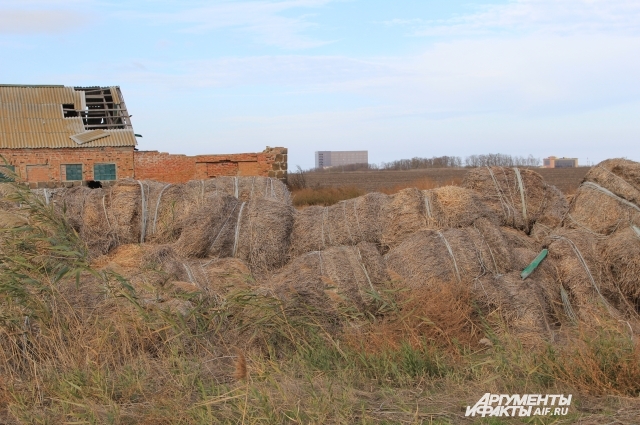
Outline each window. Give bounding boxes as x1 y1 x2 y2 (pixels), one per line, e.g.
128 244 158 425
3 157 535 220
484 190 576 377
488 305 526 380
63 164 82 181
0 165 15 182
93 163 116 181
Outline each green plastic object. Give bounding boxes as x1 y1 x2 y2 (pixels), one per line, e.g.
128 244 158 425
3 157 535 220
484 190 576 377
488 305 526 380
521 249 548 280
633 225 640 238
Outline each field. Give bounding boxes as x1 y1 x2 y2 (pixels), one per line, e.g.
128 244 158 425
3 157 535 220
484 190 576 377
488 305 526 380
303 167 589 194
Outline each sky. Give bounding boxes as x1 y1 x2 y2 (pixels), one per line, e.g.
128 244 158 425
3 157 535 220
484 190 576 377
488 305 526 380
1 0 639 169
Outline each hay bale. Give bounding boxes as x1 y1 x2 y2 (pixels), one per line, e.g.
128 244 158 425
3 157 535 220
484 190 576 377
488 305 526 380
182 177 291 205
380 188 426 249
583 158 640 204
462 166 549 232
530 184 569 241
235 197 294 274
289 192 389 256
172 194 293 273
97 244 254 301
264 242 389 316
564 183 640 235
602 226 640 303
474 272 556 344
547 228 628 322
424 186 499 229
173 194 239 258
500 226 540 251
385 221 512 289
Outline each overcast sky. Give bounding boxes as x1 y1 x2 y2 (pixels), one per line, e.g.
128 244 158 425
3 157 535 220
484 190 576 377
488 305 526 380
1 0 639 169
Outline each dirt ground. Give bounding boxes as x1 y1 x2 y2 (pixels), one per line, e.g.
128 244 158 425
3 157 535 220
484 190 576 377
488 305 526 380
305 167 589 194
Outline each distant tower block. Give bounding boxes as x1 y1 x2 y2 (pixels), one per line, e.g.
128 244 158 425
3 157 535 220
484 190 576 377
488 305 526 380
315 151 368 169
542 156 579 168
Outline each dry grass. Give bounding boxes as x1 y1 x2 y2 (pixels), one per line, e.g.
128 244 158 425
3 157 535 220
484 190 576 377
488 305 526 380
378 177 462 194
292 186 365 207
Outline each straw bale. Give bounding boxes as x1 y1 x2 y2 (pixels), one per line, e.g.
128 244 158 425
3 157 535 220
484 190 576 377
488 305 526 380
547 228 626 322
424 186 499 228
564 183 640 235
474 272 555 343
602 226 640 302
380 188 427 249
500 226 539 251
184 177 291 205
462 166 548 232
584 159 640 204
0 183 20 211
173 194 239 258
97 244 254 301
235 197 294 274
289 192 389 256
530 184 569 241
265 242 389 316
385 224 510 289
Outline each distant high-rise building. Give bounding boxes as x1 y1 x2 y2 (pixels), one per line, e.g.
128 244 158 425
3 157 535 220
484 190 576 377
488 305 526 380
315 151 368 169
542 156 579 168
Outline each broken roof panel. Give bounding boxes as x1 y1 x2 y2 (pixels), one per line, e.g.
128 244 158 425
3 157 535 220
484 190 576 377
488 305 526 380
0 85 136 149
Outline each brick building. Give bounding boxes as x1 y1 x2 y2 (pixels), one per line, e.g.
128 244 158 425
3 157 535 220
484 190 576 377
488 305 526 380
0 85 287 187
542 156 579 168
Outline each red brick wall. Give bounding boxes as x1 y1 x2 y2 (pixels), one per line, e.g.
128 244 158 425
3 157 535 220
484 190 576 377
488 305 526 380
0 146 287 186
134 147 288 183
0 147 135 186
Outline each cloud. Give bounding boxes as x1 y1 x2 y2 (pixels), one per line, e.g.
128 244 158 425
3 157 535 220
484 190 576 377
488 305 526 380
124 0 335 49
414 0 640 37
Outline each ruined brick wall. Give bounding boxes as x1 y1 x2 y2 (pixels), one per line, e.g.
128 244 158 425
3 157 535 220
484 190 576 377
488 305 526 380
0 147 135 188
134 147 287 183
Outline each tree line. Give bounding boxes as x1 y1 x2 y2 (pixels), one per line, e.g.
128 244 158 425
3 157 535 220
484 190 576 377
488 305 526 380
307 153 541 173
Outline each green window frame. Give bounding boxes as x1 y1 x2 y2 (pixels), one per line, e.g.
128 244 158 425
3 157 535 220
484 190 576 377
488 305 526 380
93 163 116 181
0 165 15 182
64 164 83 181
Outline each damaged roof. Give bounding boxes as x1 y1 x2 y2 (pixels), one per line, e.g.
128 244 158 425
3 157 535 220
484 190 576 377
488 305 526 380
0 85 137 149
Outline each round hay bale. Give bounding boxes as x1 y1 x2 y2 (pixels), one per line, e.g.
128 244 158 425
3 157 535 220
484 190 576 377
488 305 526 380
547 228 628 323
187 177 291 205
107 179 143 246
235 197 294 274
173 194 239 258
602 225 640 303
500 226 540 251
289 192 389 256
583 158 640 204
474 272 556 344
530 184 569 241
424 186 499 228
264 242 389 317
564 183 640 235
462 166 548 232
385 223 509 289
380 188 426 249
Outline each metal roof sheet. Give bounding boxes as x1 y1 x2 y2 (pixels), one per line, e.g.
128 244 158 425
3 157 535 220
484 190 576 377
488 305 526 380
0 85 135 148
70 129 110 145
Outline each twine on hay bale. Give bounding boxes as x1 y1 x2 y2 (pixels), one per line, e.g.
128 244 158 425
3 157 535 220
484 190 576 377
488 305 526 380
563 182 640 236
583 158 640 205
423 186 499 229
289 192 389 256
172 194 294 274
462 166 555 232
547 228 630 323
264 242 389 318
385 219 513 289
602 225 640 303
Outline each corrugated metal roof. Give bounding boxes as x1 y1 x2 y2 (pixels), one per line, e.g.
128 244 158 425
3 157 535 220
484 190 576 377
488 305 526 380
70 129 110 145
0 85 135 149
